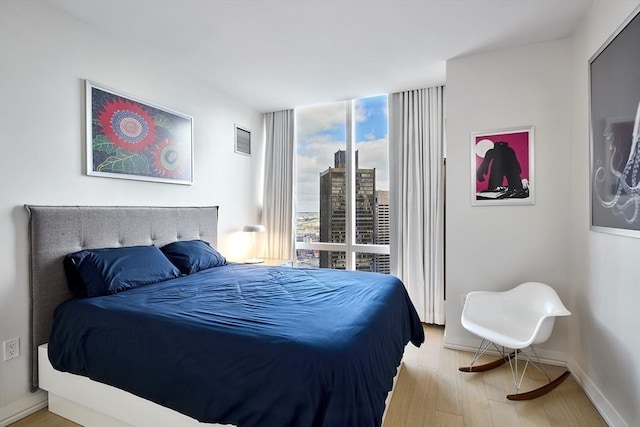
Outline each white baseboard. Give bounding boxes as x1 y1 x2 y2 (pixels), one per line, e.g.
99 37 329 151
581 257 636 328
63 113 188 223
567 357 628 427
0 390 48 427
442 335 568 366
6 348 625 427
443 334 629 427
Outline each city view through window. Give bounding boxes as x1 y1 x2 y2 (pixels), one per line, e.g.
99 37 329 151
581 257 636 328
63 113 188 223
295 95 390 272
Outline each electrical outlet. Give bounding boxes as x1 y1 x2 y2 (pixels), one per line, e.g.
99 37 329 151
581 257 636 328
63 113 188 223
460 293 467 308
3 338 20 361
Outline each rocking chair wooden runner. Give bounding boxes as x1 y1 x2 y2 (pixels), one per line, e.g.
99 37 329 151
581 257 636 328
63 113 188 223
459 282 571 400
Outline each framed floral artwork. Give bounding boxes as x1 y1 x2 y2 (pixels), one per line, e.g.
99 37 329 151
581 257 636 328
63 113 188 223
471 126 535 206
86 81 193 185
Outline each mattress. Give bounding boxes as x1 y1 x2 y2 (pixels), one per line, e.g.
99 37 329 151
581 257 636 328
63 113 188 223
48 264 424 427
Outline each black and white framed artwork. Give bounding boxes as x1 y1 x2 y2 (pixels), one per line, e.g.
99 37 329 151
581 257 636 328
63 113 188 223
589 8 640 238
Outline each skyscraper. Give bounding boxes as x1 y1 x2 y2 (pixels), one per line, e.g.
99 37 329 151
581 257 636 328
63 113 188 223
373 190 390 274
319 150 376 270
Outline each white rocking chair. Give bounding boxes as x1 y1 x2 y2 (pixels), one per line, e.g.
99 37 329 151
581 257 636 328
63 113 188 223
459 282 571 400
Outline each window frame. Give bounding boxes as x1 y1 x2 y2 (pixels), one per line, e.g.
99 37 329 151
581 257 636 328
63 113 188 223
294 98 390 271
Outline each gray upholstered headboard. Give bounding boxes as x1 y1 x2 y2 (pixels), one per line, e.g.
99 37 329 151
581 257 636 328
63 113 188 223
25 205 219 391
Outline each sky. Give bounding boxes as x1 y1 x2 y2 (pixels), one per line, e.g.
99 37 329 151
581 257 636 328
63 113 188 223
296 95 389 213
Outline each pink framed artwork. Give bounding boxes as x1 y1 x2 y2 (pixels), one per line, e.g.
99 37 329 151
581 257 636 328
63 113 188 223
470 126 534 206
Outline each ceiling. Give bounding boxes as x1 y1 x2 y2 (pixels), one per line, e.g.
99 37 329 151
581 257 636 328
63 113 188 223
46 0 593 113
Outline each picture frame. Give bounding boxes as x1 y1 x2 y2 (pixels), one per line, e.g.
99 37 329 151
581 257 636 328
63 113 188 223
589 8 640 238
86 80 193 185
234 124 251 156
470 126 535 206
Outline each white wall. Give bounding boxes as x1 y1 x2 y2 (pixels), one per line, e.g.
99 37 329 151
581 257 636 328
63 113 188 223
444 38 573 360
446 2 640 426
568 2 640 426
0 0 264 423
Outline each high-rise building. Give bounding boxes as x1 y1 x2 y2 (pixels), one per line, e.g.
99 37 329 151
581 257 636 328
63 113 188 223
373 190 390 274
319 150 376 270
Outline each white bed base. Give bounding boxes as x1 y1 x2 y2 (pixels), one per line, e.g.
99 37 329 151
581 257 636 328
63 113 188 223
39 344 401 427
39 344 230 427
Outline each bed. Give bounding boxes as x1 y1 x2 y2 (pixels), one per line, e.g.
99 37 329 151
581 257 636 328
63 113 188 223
26 205 424 427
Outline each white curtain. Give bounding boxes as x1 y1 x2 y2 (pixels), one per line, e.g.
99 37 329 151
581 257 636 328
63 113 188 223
262 110 295 260
389 87 445 324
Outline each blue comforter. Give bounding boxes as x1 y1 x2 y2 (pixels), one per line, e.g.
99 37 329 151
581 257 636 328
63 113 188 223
48 264 424 426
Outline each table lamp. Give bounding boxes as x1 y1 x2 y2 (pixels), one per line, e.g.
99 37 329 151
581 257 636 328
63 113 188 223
242 224 266 263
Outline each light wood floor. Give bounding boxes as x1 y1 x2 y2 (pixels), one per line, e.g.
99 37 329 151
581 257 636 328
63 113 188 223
383 324 607 427
11 324 606 427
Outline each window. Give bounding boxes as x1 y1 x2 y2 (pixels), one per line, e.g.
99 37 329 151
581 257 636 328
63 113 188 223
295 95 389 272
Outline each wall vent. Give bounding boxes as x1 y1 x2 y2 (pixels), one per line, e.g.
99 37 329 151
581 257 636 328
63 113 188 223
234 124 251 156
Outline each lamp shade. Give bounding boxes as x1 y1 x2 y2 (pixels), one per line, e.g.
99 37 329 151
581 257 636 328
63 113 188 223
242 224 266 264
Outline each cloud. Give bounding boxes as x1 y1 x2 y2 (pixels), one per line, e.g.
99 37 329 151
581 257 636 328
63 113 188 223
354 98 369 123
296 138 343 212
296 102 346 141
355 136 389 191
297 97 382 139
295 96 389 212
296 135 390 212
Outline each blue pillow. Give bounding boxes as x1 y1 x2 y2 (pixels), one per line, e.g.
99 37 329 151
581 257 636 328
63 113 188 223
160 240 227 275
63 254 90 296
64 245 180 297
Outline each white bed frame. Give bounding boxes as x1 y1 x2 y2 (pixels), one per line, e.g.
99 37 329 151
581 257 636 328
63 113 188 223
39 344 230 427
26 206 401 427
39 344 401 427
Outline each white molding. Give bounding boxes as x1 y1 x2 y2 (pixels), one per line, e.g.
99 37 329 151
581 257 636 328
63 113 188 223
8 343 624 427
443 334 630 426
443 335 569 367
567 357 628 427
0 390 47 427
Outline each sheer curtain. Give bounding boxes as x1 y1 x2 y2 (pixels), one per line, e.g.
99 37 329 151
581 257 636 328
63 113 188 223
262 110 295 260
389 86 445 324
